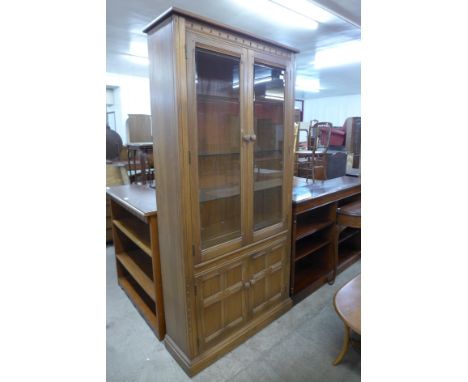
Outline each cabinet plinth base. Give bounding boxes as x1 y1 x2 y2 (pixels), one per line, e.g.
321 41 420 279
164 297 292 377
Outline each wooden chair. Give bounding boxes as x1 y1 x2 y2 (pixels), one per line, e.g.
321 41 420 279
135 151 155 186
296 121 332 182
293 122 310 176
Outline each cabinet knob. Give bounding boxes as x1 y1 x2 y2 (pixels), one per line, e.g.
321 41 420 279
242 135 251 142
250 134 257 142
243 281 251 289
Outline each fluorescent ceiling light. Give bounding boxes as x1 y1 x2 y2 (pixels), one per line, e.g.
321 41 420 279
313 40 361 69
129 40 148 58
270 0 334 23
232 76 272 89
265 90 284 100
255 76 272 85
232 0 318 30
265 95 284 100
295 76 320 93
124 55 149 66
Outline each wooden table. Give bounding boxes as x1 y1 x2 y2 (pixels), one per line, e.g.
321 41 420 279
290 176 361 302
333 274 361 365
106 184 165 340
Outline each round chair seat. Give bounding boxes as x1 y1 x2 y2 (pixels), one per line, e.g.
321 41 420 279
337 200 361 228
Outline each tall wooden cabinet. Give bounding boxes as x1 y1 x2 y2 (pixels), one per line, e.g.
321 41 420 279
144 7 297 376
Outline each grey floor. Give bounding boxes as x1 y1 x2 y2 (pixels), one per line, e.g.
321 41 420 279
107 245 361 382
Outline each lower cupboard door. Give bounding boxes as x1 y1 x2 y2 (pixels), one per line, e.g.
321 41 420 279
195 260 248 352
248 241 288 318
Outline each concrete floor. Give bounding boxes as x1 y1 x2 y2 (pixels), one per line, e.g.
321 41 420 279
107 245 361 382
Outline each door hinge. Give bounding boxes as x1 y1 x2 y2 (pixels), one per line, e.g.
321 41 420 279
192 244 195 257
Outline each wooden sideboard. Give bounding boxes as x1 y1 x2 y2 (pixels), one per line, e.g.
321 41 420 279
290 176 361 302
106 184 165 340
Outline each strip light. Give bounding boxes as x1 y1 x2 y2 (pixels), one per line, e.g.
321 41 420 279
313 40 361 69
232 0 318 30
232 76 272 89
270 0 333 23
295 76 320 93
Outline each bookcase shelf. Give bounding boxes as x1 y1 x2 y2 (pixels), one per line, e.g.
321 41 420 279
113 219 152 257
107 184 166 340
295 236 331 262
116 253 155 301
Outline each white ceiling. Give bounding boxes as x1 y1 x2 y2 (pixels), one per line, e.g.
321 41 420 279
106 0 361 99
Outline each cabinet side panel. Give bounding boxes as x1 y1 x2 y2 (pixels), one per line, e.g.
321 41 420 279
147 18 189 354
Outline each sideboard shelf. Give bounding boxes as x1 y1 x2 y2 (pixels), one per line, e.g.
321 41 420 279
291 176 361 302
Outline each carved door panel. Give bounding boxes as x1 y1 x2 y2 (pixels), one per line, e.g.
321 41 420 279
247 241 288 318
195 260 248 352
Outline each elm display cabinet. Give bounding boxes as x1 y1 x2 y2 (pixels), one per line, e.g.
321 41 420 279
144 7 297 376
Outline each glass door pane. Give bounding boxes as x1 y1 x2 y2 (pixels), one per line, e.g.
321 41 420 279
252 63 285 231
195 48 242 249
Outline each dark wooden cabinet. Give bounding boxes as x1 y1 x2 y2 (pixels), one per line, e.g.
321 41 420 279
290 176 361 302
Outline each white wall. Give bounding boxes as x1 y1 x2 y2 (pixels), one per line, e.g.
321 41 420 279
105 73 151 144
302 94 361 127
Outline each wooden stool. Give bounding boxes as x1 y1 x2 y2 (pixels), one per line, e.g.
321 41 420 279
331 200 361 283
337 200 361 229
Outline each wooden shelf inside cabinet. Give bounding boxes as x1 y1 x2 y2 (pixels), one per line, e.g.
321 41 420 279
293 250 332 295
113 219 152 257
199 178 282 202
295 220 333 241
197 93 240 103
295 237 331 262
198 151 240 157
337 231 361 274
338 227 360 244
106 184 166 340
118 277 158 329
116 253 155 301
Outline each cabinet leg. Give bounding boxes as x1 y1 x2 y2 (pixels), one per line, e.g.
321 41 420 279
333 322 350 365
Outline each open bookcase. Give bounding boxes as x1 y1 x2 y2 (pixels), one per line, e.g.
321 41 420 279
108 184 165 340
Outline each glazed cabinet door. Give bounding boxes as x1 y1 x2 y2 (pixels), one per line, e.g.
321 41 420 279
247 241 289 318
186 32 249 263
195 260 248 352
248 50 294 242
